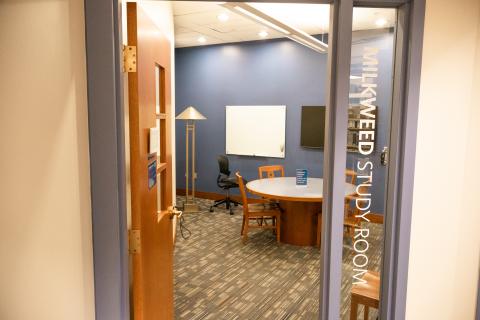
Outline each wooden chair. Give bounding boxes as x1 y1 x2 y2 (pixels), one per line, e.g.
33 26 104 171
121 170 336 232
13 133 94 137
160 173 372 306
346 168 357 184
258 165 285 179
350 271 380 320
316 208 322 248
316 211 361 248
316 169 362 248
236 172 281 243
258 165 284 216
344 169 362 243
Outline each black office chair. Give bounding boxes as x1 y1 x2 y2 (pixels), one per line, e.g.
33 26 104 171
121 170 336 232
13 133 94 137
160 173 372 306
210 155 241 215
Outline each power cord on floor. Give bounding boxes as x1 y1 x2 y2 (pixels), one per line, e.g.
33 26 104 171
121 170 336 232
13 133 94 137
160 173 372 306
179 214 191 240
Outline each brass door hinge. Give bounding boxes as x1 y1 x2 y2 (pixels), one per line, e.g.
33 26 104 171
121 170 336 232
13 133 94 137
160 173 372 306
129 229 141 254
123 45 137 73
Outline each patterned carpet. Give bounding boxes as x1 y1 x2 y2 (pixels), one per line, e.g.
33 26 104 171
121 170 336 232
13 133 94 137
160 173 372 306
174 196 382 320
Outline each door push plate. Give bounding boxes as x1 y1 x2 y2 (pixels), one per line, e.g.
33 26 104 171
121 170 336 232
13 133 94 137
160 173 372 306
123 45 137 73
129 229 141 254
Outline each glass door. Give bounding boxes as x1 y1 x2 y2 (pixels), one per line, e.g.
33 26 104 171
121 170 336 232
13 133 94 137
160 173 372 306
340 6 397 319
319 0 425 318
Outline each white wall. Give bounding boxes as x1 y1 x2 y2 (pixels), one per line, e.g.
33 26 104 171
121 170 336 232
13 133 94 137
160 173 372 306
407 0 480 318
0 1 95 320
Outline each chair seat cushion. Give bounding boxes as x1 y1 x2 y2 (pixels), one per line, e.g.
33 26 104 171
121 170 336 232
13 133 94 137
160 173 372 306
247 215 277 220
344 216 361 227
246 203 281 217
247 202 278 210
224 176 239 184
218 176 239 188
351 271 380 302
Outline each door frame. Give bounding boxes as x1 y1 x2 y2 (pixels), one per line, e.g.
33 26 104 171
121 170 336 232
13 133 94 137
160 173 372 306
320 1 425 319
83 0 425 319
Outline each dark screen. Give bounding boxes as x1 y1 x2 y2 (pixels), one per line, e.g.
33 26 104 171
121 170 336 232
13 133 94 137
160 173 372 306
300 106 326 148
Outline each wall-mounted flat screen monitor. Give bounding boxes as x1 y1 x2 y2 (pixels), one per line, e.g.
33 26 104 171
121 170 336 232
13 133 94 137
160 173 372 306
300 106 326 149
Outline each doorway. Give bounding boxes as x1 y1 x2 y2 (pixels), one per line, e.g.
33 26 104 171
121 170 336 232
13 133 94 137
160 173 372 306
83 0 426 319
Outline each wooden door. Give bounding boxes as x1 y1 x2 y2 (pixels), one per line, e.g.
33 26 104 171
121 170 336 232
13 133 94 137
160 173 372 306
127 3 174 320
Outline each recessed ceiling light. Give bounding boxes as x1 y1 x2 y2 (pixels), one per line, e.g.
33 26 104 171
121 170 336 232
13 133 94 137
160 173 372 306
258 31 268 38
217 13 229 22
198 36 206 43
375 18 387 27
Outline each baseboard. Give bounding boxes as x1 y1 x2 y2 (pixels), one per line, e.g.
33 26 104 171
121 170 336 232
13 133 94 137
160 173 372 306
176 188 384 224
176 188 237 201
176 189 264 204
367 213 384 224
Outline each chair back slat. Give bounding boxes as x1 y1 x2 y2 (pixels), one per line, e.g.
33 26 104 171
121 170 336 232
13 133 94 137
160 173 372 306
258 165 285 179
235 172 249 215
346 168 371 193
346 168 357 184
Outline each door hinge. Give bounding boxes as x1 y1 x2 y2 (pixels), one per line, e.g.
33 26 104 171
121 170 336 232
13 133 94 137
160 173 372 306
123 45 137 73
129 229 141 254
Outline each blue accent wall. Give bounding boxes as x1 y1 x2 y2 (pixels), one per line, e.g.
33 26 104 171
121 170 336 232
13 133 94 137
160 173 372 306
175 30 394 214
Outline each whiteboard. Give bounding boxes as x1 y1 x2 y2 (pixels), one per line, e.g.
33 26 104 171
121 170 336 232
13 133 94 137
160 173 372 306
226 105 286 158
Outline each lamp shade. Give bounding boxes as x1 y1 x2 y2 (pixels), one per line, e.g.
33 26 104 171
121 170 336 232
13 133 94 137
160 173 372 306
175 106 207 120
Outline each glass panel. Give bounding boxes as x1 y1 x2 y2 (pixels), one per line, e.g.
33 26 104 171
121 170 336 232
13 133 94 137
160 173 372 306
155 65 165 212
156 118 161 158
157 171 162 211
156 64 165 114
156 119 162 212
155 65 161 212
155 65 161 114
341 6 397 319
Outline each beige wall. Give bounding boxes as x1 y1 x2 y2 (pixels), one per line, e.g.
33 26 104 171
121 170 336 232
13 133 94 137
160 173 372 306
0 1 95 320
407 0 480 318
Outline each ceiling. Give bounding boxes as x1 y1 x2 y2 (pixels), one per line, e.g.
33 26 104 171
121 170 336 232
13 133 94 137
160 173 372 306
172 1 396 48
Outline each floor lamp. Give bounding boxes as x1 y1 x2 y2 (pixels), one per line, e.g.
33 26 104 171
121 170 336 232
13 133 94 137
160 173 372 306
176 106 206 213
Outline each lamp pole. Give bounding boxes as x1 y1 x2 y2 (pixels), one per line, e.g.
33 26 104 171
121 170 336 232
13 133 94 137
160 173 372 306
176 106 206 213
185 120 197 207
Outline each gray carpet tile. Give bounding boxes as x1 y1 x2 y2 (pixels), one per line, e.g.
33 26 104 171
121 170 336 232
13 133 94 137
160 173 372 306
174 197 382 320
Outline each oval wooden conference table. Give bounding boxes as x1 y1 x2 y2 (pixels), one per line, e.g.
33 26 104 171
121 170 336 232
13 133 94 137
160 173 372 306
246 177 356 246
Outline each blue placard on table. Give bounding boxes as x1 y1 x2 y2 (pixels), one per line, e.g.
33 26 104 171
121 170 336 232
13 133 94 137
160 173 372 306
296 169 308 186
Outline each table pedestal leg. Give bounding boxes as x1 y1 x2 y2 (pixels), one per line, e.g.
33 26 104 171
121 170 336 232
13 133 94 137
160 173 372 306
279 201 322 246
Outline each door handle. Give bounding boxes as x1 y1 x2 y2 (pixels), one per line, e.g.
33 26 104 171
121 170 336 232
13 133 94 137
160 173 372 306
168 206 183 220
381 146 388 166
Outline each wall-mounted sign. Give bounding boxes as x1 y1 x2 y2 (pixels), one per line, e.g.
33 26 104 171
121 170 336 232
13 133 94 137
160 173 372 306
148 160 157 189
149 127 160 155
